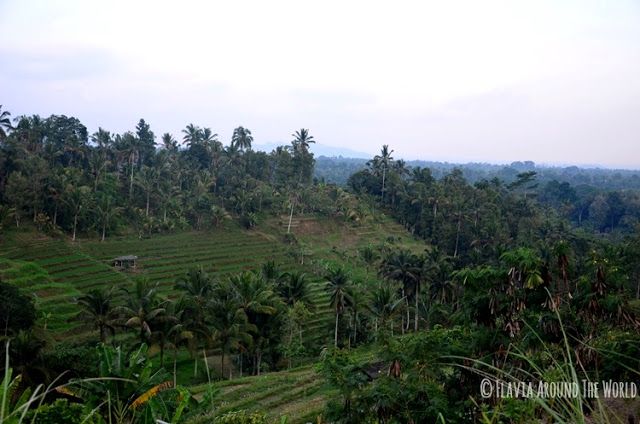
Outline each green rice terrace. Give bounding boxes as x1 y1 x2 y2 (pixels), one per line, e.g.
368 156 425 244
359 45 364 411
0 214 421 423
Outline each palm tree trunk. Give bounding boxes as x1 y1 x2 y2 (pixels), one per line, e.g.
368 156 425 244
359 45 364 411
129 157 135 199
288 324 293 369
72 214 78 241
256 350 262 376
221 351 225 379
287 200 295 234
173 349 178 387
146 191 150 216
334 312 339 348
101 224 106 242
381 166 386 202
454 213 462 258
194 355 198 378
414 283 419 331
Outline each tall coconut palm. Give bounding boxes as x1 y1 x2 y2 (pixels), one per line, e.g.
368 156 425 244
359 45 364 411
77 288 116 343
325 267 353 347
117 279 168 346
277 271 312 307
207 293 256 379
374 145 394 202
201 127 218 146
368 283 403 338
64 182 90 241
135 165 158 216
229 272 277 317
182 123 202 147
0 105 11 140
231 126 253 152
175 268 215 376
161 132 178 151
379 249 422 331
94 194 122 241
291 128 315 152
261 261 280 283
167 298 195 385
229 272 278 376
91 127 113 159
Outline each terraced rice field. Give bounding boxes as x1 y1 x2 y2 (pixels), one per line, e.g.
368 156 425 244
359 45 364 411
0 215 420 421
0 225 312 337
189 364 332 424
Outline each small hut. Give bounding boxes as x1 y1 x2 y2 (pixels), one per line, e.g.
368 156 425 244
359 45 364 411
113 255 138 270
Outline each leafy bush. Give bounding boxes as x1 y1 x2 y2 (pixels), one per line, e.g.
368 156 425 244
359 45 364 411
213 410 268 424
26 399 97 424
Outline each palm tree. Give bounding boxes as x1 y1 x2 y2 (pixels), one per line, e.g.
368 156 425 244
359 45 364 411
261 261 281 283
230 272 277 316
379 250 422 331
77 289 116 343
182 124 202 147
167 298 195 385
161 133 178 151
149 304 179 367
231 126 253 152
291 128 315 152
94 194 121 241
207 292 255 379
0 105 11 141
368 283 403 338
229 272 278 375
87 149 109 192
135 165 158 216
117 279 168 346
116 132 139 199
64 182 90 241
277 271 312 307
325 267 353 347
175 268 215 376
374 145 394 202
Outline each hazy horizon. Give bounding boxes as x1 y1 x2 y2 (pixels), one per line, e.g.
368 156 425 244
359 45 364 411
1 1 639 168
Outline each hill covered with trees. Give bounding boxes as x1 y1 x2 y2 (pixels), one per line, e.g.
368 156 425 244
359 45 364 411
1 105 639 423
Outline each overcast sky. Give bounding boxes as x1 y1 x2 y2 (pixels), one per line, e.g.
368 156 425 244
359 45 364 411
1 0 639 168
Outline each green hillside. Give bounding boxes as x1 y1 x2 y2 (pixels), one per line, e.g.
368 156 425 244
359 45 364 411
1 213 422 422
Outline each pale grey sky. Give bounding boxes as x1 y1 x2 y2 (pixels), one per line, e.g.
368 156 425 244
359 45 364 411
1 0 639 168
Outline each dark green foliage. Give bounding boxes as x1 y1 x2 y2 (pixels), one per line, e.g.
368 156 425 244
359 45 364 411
26 399 98 424
212 410 268 424
320 328 478 423
43 342 98 378
0 280 36 335
0 108 323 240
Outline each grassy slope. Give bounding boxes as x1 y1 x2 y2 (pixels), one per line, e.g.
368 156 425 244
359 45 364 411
0 212 424 423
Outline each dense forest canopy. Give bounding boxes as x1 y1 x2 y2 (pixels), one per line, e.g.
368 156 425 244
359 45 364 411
316 156 640 190
1 106 639 423
0 107 328 239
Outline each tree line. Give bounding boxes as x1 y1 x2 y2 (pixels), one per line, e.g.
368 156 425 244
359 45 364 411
0 105 323 239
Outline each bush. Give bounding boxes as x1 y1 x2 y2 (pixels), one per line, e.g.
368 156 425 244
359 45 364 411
213 410 268 424
26 399 98 424
0 280 36 334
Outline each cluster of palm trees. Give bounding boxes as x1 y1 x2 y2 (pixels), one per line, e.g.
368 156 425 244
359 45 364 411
0 104 322 240
321 247 453 350
76 263 315 380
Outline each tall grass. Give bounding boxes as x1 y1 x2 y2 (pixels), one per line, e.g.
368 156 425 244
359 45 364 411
0 341 131 424
447 307 640 423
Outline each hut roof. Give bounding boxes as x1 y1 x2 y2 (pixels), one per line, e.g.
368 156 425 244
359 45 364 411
114 255 138 261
